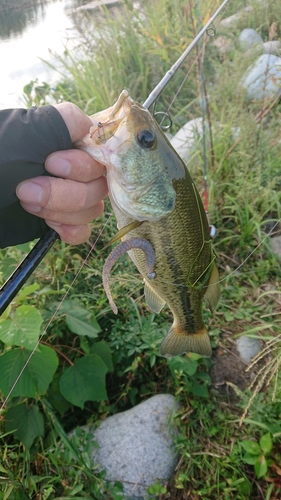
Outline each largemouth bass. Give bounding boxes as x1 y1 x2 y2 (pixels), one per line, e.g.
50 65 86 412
77 90 220 357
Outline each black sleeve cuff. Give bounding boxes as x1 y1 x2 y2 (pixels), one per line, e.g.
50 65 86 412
0 105 72 248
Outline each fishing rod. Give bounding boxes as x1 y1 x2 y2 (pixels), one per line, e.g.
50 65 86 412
0 0 231 316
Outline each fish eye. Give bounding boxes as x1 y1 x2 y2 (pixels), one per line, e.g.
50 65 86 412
137 129 156 149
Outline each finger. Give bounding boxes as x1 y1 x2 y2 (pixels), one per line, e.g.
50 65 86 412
54 102 93 142
16 176 108 212
45 149 106 182
20 200 105 225
45 222 92 245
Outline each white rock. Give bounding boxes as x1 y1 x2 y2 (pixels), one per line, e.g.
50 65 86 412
271 235 281 259
170 119 241 164
236 336 261 364
263 41 281 56
239 28 263 51
87 394 179 499
170 117 203 163
240 54 281 100
219 6 254 30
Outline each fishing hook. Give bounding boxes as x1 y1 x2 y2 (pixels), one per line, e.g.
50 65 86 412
97 121 106 144
0 0 231 316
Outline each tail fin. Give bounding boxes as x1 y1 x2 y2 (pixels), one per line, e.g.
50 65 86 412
160 325 212 358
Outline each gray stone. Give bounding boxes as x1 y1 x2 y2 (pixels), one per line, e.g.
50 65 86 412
218 6 254 30
271 235 281 259
240 54 281 100
89 394 179 499
263 41 281 56
170 119 241 164
170 117 203 163
236 336 261 364
239 28 263 51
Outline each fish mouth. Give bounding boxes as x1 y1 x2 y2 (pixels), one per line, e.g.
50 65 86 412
88 90 132 146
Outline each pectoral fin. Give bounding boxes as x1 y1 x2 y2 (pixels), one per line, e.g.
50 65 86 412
144 280 166 313
204 263 220 312
102 220 144 250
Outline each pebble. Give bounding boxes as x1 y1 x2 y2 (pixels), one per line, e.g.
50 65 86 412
271 235 281 260
170 117 203 163
88 394 179 499
219 6 254 30
238 28 263 51
240 54 281 100
263 41 281 56
236 336 261 364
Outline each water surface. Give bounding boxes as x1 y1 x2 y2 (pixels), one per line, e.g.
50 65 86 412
0 0 79 108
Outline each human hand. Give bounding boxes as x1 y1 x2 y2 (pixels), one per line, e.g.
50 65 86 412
16 103 108 245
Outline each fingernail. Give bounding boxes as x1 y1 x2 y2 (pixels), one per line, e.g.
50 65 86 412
45 220 62 227
20 203 41 213
45 157 71 177
17 181 43 203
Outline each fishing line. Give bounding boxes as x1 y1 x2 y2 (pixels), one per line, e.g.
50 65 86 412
0 214 112 410
210 218 281 287
195 2 209 217
138 218 281 291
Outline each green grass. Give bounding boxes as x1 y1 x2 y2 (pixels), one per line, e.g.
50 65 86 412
1 0 281 498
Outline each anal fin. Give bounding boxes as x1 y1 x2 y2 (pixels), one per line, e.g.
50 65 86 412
144 279 166 313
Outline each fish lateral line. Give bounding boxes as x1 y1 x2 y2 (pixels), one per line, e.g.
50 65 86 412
102 237 156 314
179 183 215 288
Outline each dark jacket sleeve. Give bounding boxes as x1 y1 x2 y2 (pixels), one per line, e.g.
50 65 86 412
0 105 72 248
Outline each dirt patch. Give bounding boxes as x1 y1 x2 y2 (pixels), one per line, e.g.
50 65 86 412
209 336 267 400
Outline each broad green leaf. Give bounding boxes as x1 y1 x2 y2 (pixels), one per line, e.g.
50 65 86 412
259 433 272 455
254 455 268 478
15 283 40 303
241 440 261 455
0 303 11 319
192 379 209 398
5 403 44 449
60 354 108 408
61 300 101 338
0 256 18 281
236 477 252 496
90 341 114 372
0 345 58 398
168 356 198 377
0 305 43 349
242 454 259 465
47 374 71 416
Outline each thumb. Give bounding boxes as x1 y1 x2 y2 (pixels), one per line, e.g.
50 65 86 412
54 102 92 143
